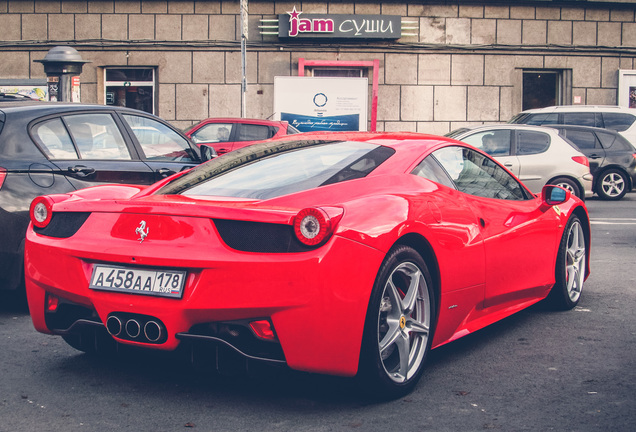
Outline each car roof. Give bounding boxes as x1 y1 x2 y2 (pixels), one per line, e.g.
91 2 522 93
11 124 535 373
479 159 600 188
449 123 561 134
542 124 622 135
519 105 636 114
0 101 146 115
197 118 288 125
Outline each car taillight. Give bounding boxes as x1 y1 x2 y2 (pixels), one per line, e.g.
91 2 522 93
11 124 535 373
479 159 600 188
293 207 336 246
572 156 589 167
30 196 54 228
0 167 6 190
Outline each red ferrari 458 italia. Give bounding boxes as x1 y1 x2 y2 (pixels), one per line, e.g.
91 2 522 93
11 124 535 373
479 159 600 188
25 132 590 398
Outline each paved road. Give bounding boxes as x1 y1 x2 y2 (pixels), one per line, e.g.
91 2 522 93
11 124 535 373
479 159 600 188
1 194 634 431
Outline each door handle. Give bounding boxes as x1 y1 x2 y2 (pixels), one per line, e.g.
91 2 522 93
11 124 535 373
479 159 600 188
504 163 513 167
157 168 176 177
68 165 96 177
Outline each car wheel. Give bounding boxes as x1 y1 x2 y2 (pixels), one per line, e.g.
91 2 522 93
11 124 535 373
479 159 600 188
358 245 436 399
596 169 628 200
545 215 586 310
550 177 582 199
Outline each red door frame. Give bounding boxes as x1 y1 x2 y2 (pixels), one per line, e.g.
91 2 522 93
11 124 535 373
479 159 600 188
298 58 379 132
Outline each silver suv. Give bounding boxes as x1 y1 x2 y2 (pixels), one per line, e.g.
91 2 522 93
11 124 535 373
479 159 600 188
509 105 636 145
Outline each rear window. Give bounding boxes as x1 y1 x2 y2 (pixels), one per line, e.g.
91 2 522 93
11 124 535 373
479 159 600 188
561 129 598 150
597 131 634 150
237 124 273 141
601 113 635 132
160 141 394 200
516 131 550 155
512 113 559 125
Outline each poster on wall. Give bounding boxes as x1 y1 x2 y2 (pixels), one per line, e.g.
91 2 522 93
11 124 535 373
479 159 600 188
0 85 48 100
617 70 636 108
273 77 368 132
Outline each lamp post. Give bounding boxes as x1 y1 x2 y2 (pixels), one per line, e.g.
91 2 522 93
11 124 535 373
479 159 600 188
34 46 90 102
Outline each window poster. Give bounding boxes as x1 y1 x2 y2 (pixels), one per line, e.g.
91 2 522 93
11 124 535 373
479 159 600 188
617 70 636 108
273 77 368 132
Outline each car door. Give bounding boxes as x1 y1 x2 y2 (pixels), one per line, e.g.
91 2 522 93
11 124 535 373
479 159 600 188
31 112 157 189
456 129 521 177
512 129 553 193
188 121 236 155
232 123 277 151
432 146 561 308
120 113 201 181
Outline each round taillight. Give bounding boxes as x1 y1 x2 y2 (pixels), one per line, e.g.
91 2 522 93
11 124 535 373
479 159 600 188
30 196 54 228
293 207 332 246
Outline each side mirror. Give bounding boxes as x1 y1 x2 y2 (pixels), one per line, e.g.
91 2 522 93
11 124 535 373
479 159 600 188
199 144 217 162
541 184 570 206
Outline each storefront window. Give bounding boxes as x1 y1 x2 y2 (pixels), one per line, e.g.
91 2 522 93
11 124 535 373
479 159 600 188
104 68 155 114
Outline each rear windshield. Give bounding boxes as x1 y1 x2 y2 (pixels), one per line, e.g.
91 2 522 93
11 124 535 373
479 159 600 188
159 141 394 200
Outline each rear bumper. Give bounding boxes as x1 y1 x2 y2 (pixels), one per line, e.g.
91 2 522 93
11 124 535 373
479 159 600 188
25 230 384 376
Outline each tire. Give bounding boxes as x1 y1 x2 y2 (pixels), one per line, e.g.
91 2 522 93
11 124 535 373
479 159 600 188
596 169 628 200
358 245 436 399
544 215 586 310
549 177 582 199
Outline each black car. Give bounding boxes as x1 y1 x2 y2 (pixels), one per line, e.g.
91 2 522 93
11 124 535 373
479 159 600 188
0 102 213 292
545 124 636 200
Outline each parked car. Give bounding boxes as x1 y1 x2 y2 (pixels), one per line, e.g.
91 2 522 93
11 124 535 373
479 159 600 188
446 124 593 199
544 125 636 200
0 102 213 293
25 132 590 399
184 117 301 155
509 105 636 146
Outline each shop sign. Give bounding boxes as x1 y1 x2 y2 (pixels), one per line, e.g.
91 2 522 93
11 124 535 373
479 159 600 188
273 76 368 132
277 6 401 40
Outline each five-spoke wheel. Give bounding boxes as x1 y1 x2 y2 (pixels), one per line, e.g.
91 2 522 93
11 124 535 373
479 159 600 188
596 169 628 200
546 215 587 310
359 246 435 399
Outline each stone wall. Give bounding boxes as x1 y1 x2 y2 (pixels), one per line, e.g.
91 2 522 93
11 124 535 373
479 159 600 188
1 1 635 133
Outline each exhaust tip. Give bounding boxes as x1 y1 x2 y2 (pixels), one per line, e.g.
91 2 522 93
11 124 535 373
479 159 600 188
106 315 123 336
144 321 163 342
125 319 141 338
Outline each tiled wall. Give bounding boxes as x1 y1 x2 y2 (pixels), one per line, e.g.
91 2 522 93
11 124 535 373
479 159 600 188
1 1 635 132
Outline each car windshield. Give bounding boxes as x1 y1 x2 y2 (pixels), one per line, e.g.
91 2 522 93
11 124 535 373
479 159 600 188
158 140 394 200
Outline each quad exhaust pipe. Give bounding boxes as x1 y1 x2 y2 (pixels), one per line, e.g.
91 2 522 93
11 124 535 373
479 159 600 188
106 314 165 343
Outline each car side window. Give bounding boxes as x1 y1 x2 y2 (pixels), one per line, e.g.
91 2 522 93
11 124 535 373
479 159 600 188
432 146 528 200
561 129 598 150
524 113 559 125
123 114 195 162
32 118 78 159
458 130 512 156
411 156 456 189
190 123 233 143
601 113 636 132
64 113 131 160
238 124 273 141
562 112 599 127
516 130 550 155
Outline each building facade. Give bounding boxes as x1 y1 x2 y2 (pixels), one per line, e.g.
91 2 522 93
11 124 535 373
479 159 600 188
1 0 636 134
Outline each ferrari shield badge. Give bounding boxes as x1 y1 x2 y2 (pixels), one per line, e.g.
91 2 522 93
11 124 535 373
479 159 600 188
135 220 149 243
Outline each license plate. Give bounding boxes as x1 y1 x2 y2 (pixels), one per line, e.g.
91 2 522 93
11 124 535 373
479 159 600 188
89 265 186 298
